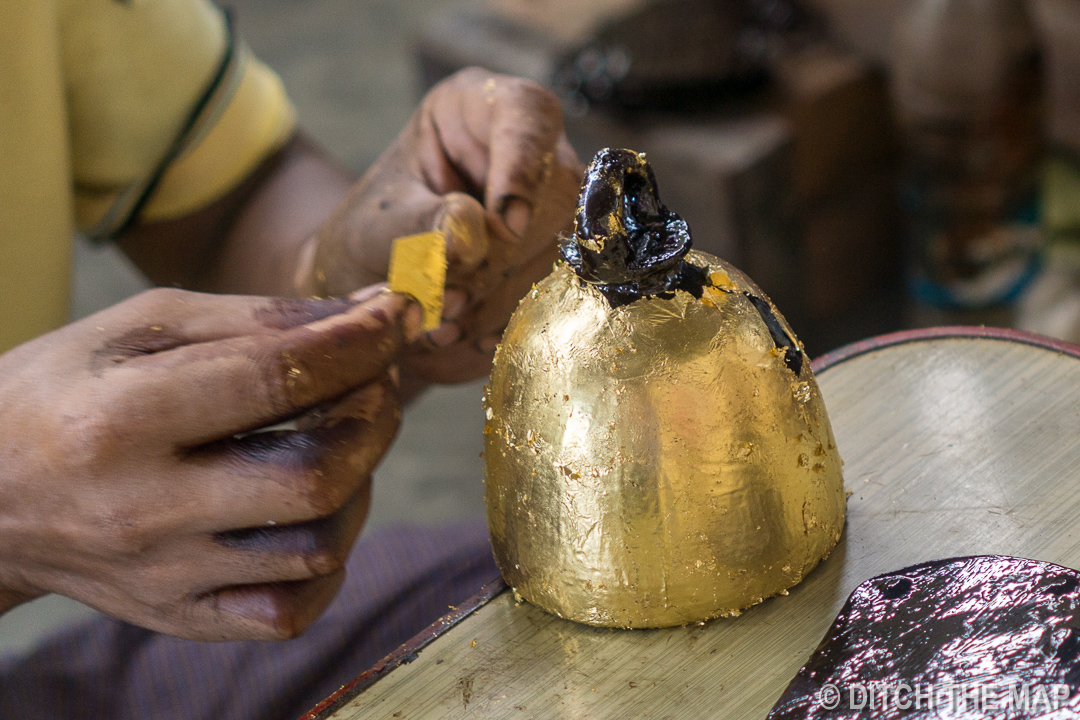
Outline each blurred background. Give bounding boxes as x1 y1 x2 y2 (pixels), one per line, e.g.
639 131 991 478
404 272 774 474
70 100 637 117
4 0 1079 655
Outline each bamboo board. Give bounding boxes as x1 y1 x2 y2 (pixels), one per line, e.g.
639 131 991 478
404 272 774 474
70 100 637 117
315 330 1080 720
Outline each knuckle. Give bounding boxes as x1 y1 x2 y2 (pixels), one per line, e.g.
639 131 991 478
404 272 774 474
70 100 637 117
505 78 563 121
133 286 192 314
303 545 348 578
297 468 355 519
254 297 352 331
268 615 310 641
451 66 492 85
58 401 166 556
516 77 560 107
428 67 482 105
61 397 124 474
358 373 397 414
259 590 319 640
94 504 157 557
253 342 310 418
220 590 307 641
199 581 326 642
444 68 563 126
349 388 401 453
264 621 304 641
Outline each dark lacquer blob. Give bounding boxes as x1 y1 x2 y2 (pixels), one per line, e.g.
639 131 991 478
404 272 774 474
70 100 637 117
744 293 803 376
562 147 806 376
768 555 1080 719
561 148 702 302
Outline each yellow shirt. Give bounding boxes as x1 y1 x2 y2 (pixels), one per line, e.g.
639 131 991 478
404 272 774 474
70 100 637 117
0 0 296 352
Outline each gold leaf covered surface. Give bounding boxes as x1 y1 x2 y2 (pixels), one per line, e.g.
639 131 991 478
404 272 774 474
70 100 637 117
484 250 845 628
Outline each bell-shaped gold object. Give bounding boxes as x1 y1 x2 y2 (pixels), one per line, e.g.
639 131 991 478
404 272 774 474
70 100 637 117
484 149 845 628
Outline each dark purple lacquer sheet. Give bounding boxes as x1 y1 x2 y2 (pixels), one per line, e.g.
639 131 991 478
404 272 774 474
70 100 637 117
768 556 1080 719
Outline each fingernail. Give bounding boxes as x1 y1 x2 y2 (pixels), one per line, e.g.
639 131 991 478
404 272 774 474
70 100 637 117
441 289 468 321
500 197 532 239
404 302 424 342
425 321 463 348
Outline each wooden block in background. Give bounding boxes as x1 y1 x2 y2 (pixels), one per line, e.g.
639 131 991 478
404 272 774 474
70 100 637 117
770 47 901 337
773 48 895 202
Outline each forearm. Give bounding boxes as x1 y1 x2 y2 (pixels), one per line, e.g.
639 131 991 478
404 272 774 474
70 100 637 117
118 133 355 297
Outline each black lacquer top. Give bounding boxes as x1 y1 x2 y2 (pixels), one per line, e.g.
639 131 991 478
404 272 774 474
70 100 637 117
560 148 698 301
768 555 1080 719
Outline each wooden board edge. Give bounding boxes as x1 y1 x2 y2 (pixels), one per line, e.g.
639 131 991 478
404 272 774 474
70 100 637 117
811 326 1080 374
298 575 508 720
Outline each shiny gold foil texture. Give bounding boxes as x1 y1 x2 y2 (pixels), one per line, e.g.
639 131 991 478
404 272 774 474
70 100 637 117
387 231 447 331
484 251 846 628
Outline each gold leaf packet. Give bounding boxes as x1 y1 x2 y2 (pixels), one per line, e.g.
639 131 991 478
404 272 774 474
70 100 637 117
387 231 447 331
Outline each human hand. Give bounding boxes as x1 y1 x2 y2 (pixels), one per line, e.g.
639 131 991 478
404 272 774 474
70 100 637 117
0 286 418 641
296 67 584 387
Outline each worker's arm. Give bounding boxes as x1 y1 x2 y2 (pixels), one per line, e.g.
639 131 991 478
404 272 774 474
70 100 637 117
116 133 352 298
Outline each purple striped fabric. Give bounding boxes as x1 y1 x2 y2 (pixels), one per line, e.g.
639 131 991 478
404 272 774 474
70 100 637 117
0 520 498 720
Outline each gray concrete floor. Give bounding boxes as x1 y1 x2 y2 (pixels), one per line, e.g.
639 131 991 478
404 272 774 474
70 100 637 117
0 0 485 658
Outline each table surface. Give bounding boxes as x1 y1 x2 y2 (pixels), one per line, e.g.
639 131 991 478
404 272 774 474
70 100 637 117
309 328 1080 720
